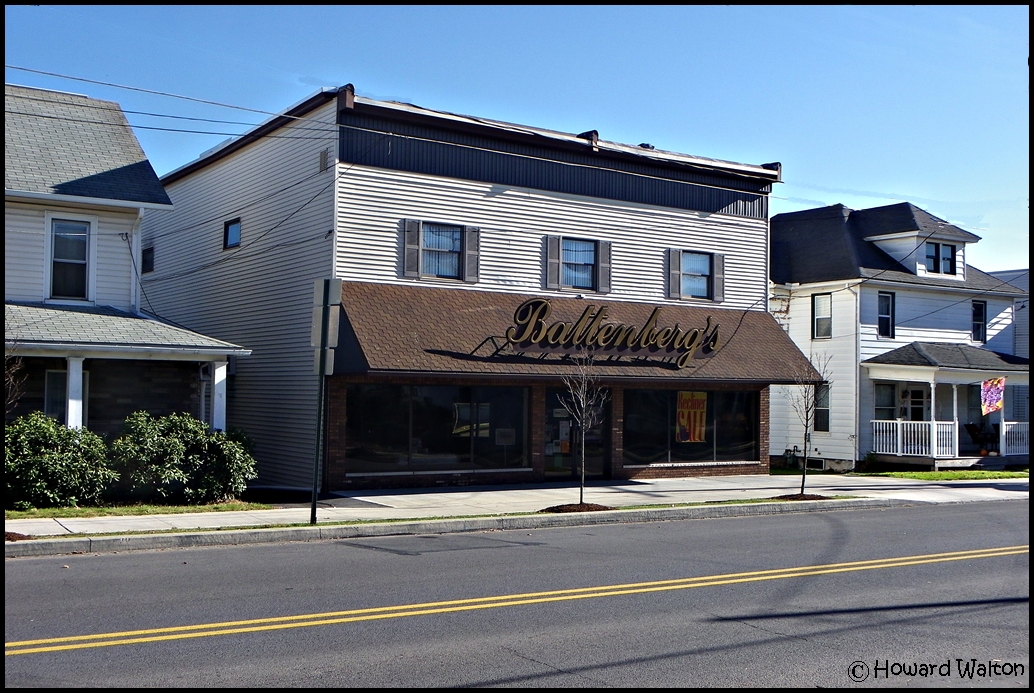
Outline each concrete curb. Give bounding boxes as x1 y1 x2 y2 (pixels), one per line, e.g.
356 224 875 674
5 497 922 558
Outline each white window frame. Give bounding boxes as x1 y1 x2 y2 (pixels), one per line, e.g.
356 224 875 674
971 300 987 343
924 242 957 275
561 237 598 291
812 293 832 340
814 383 831 433
44 211 99 304
877 291 895 339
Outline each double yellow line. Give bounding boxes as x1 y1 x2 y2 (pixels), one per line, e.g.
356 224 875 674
6 544 1027 656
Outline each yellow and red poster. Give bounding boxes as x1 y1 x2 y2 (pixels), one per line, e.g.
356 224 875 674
676 391 707 443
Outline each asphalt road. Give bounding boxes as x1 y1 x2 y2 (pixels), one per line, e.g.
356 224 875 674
5 500 1029 687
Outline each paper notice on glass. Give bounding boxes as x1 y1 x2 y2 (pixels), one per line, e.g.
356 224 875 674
559 420 570 441
676 391 708 442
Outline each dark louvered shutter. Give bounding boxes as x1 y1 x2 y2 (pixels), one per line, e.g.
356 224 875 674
668 248 681 299
463 226 480 283
546 235 561 289
597 241 612 294
712 253 725 302
403 219 421 277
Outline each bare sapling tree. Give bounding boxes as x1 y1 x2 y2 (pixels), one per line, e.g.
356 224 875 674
785 352 833 495
559 348 609 505
5 353 27 416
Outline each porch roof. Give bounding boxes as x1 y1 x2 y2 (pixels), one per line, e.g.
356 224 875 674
861 342 1029 385
4 302 250 360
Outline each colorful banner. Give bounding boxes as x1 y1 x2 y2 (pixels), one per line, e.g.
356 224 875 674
980 377 1006 416
676 391 707 443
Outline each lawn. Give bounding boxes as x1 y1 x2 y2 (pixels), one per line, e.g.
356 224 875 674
5 500 272 520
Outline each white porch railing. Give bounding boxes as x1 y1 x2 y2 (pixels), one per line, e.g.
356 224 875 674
1001 422 1030 456
871 420 957 458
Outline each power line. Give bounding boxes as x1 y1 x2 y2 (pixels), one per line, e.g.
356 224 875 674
6 64 332 122
5 108 337 140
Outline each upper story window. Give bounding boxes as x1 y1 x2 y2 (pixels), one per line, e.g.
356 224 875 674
812 293 832 339
403 219 479 283
422 223 463 278
562 238 596 289
877 291 895 338
545 236 611 293
45 212 97 302
972 300 987 343
50 219 90 299
924 242 956 274
141 247 155 274
667 249 724 302
223 219 241 249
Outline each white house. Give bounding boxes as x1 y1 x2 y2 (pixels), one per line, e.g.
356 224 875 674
990 268 1029 424
768 203 1029 469
139 84 819 490
4 84 249 436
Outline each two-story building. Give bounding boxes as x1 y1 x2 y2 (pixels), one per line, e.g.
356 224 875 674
140 84 818 490
768 203 1029 469
4 84 249 437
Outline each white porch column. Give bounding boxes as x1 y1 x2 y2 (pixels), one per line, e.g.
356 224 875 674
66 356 84 429
211 361 227 432
952 383 959 457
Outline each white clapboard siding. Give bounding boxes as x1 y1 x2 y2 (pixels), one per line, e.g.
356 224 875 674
6 200 137 310
140 102 339 489
334 166 769 310
859 285 1015 361
766 284 860 463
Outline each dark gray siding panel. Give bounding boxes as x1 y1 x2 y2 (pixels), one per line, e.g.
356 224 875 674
338 115 770 219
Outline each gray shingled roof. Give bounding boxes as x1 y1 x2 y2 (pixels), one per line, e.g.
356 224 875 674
771 202 1023 295
5 84 172 206
5 302 247 355
862 342 1028 371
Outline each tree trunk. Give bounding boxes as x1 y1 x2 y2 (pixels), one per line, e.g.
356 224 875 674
579 426 586 505
800 435 809 495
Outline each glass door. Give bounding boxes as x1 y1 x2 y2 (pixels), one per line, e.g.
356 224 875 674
544 388 609 479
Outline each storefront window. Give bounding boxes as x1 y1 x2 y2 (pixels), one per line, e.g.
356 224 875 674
623 389 758 465
340 384 528 478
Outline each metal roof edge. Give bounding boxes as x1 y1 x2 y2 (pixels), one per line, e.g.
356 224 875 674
162 86 780 186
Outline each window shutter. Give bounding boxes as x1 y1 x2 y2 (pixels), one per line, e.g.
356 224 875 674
463 226 480 283
712 253 725 302
597 241 612 294
668 248 681 299
403 219 421 277
546 235 561 289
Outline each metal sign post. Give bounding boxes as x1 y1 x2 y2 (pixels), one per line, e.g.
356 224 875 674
310 279 340 525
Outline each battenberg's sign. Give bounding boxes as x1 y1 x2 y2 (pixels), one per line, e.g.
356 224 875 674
504 298 720 369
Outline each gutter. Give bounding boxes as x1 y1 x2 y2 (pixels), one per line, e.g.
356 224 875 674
5 189 173 211
4 342 251 360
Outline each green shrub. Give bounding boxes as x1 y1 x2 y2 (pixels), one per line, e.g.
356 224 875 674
110 411 257 504
5 411 116 509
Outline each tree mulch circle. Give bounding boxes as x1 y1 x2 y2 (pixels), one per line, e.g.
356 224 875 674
6 532 32 542
540 503 615 513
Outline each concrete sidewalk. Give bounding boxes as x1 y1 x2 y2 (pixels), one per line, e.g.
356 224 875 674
6 474 1028 558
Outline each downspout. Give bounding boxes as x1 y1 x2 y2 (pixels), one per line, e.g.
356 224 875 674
130 208 145 313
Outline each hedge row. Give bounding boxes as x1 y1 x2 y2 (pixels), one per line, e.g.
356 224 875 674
5 411 257 510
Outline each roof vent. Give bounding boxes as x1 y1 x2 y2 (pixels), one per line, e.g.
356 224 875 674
576 130 599 151
638 143 655 150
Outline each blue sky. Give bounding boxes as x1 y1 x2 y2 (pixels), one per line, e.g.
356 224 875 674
5 5 1028 272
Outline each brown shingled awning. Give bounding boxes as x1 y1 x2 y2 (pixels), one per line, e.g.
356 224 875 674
335 282 819 384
